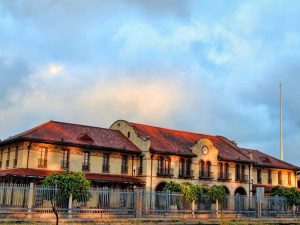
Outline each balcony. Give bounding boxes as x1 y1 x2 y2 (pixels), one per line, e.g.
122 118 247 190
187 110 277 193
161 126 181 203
179 170 194 179
82 163 90 172
199 171 214 180
121 165 128 174
38 159 47 168
236 175 248 183
102 164 110 173
218 173 232 181
61 160 70 170
157 167 174 177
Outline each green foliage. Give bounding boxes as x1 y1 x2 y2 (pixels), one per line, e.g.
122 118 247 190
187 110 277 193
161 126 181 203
163 181 181 192
180 183 198 202
43 171 91 201
207 185 226 203
270 186 300 206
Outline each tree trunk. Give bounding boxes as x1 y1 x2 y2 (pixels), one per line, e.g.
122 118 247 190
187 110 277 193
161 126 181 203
52 205 59 225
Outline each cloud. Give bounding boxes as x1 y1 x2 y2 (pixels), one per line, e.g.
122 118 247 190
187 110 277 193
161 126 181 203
1 0 300 165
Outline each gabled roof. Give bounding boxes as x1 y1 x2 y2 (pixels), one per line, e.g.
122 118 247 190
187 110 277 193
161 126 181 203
240 148 300 171
0 168 144 185
127 122 252 162
0 121 141 153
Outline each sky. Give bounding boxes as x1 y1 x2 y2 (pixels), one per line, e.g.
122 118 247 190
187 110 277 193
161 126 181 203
0 0 300 165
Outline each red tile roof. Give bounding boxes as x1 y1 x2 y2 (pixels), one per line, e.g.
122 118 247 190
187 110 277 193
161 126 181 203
240 148 300 171
0 168 144 185
128 122 252 162
0 121 141 153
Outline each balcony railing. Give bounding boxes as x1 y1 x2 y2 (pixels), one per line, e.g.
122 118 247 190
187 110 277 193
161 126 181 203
121 165 128 174
218 173 232 181
157 167 174 177
82 163 90 172
102 164 110 173
61 160 70 170
38 159 47 168
199 171 214 180
236 175 248 183
179 170 194 179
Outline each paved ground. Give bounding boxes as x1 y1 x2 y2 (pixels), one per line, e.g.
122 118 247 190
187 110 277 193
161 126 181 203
1 218 300 225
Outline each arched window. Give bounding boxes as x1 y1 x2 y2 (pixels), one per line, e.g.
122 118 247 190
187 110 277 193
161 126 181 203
219 163 224 179
235 164 241 181
225 163 229 179
199 160 205 177
179 158 185 177
241 165 246 181
186 159 192 176
157 156 164 175
165 157 171 174
206 161 211 177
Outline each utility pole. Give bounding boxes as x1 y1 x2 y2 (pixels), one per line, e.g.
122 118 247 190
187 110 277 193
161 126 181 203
280 83 284 161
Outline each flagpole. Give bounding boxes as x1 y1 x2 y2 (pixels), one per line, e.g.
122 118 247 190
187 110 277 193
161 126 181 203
280 83 284 161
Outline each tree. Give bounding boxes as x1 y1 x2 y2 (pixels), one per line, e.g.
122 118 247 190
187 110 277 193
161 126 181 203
207 185 226 203
163 181 181 192
43 171 91 225
271 186 300 206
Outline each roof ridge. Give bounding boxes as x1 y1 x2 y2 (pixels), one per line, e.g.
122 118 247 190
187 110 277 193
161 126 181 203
129 122 216 138
246 148 297 167
49 120 118 132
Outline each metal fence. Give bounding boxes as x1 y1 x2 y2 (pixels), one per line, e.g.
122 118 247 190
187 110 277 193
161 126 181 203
0 184 298 218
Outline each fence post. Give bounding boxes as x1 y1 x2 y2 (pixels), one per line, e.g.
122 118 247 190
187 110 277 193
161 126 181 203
27 182 34 219
134 187 142 218
216 199 220 218
192 200 195 218
256 187 263 218
68 194 73 219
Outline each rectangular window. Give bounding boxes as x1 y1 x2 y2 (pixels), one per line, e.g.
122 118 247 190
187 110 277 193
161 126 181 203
278 171 282 185
6 148 10 168
82 151 90 171
288 172 291 185
121 155 128 174
268 170 272 184
62 149 70 169
257 169 262 184
13 146 18 168
38 147 48 168
102 153 110 173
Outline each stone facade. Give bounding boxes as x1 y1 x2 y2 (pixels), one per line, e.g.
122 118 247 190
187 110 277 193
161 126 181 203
0 120 298 195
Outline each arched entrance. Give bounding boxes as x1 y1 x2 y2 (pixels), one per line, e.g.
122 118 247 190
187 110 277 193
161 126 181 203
155 182 168 210
221 186 230 210
235 187 247 196
234 187 247 211
155 182 167 192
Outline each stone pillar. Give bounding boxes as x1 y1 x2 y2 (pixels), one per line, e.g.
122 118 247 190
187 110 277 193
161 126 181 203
134 188 143 218
68 194 73 219
256 187 264 218
192 201 195 218
216 199 220 218
27 182 34 219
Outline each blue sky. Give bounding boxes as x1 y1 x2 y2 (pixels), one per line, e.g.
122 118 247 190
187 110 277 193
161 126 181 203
1 0 300 164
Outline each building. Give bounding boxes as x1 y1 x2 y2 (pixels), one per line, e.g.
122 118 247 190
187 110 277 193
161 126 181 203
0 120 298 196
